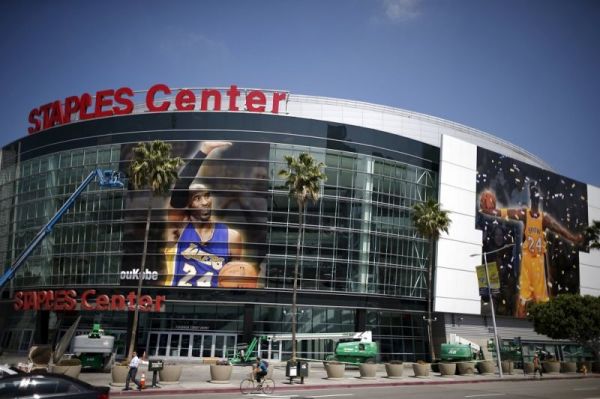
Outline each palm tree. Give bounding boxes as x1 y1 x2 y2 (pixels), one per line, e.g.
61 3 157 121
127 140 182 360
412 199 451 362
278 153 326 361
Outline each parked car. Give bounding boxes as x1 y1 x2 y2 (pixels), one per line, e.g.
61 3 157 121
0 365 21 378
0 372 109 398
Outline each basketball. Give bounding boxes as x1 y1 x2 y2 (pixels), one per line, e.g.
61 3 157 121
218 261 260 288
479 190 497 211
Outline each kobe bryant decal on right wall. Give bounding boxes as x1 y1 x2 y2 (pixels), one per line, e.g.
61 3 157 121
475 147 587 318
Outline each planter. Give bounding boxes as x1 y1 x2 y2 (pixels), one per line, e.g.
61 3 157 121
110 364 129 387
542 361 560 374
523 362 535 375
560 361 577 373
477 360 495 375
159 365 183 384
324 362 345 379
384 363 404 378
577 360 592 374
50 364 82 379
358 363 377 379
412 363 430 378
438 362 456 377
501 360 514 375
209 364 233 383
457 361 475 375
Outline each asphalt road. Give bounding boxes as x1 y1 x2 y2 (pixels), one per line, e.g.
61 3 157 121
139 378 600 399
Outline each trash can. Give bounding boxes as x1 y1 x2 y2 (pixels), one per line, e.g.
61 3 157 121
148 359 164 387
285 360 298 378
297 360 309 383
148 359 164 371
297 361 309 377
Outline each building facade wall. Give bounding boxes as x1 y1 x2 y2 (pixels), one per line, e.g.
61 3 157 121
581 185 600 296
0 111 440 361
1 90 599 362
435 135 482 315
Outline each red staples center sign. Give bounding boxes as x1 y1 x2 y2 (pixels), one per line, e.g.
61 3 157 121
13 289 166 312
28 84 289 134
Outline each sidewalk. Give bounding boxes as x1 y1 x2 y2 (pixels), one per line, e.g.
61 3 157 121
77 362 600 396
2 353 597 397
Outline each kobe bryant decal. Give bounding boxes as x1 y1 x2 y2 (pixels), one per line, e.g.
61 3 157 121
475 147 587 318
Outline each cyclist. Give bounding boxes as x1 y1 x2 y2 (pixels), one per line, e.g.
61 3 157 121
241 357 274 395
254 357 269 384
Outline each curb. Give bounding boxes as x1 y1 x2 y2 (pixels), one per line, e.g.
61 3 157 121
109 374 600 396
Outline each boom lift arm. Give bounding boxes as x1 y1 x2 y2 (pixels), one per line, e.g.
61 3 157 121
0 168 123 293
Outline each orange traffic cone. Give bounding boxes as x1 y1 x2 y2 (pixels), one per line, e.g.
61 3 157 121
140 373 145 390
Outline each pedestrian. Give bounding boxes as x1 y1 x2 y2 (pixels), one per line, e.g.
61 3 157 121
533 354 543 378
124 351 142 391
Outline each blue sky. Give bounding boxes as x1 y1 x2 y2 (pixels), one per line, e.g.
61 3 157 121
1 0 599 186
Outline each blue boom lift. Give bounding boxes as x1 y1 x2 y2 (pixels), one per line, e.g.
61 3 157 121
0 169 123 295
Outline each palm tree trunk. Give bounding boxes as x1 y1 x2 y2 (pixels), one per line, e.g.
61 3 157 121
427 238 435 362
127 201 151 359
291 200 304 361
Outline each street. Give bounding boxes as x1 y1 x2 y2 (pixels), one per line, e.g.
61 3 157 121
132 378 600 399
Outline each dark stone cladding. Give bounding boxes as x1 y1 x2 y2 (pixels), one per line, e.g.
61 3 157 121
7 112 439 170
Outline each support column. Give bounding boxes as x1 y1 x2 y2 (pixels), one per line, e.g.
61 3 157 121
355 308 366 332
358 156 374 293
243 304 254 345
34 310 49 345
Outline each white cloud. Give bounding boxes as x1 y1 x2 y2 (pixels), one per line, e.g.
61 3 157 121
381 0 421 22
158 28 230 60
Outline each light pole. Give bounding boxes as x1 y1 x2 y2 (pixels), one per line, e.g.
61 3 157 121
470 243 515 378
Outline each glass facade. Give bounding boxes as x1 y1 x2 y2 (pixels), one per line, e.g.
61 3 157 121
0 112 439 361
1 146 124 289
266 144 436 297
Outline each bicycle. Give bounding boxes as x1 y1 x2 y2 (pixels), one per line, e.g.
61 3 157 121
240 374 275 395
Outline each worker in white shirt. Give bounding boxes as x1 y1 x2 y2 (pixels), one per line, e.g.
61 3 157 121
124 351 141 391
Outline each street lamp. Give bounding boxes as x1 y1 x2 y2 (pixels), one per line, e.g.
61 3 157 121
470 243 515 378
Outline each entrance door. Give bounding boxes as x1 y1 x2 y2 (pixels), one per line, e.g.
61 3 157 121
214 335 224 358
192 334 202 357
146 332 236 359
146 332 171 357
180 334 190 357
202 335 213 358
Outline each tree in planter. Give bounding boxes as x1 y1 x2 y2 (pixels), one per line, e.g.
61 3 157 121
412 199 451 362
584 220 600 250
527 220 600 364
528 294 600 363
278 153 326 360
127 141 182 360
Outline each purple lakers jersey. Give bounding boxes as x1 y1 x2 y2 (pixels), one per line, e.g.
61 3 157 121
170 222 230 287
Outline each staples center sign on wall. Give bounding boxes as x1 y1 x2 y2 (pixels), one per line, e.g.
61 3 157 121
28 84 289 134
13 289 166 312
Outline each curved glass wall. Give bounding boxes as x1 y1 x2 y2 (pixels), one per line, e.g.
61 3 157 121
0 146 125 289
1 140 436 298
0 113 439 361
267 144 436 297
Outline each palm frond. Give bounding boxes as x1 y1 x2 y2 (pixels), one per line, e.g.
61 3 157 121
128 140 183 195
412 199 451 240
279 153 327 207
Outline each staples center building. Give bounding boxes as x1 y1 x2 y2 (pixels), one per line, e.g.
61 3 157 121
1 84 599 363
